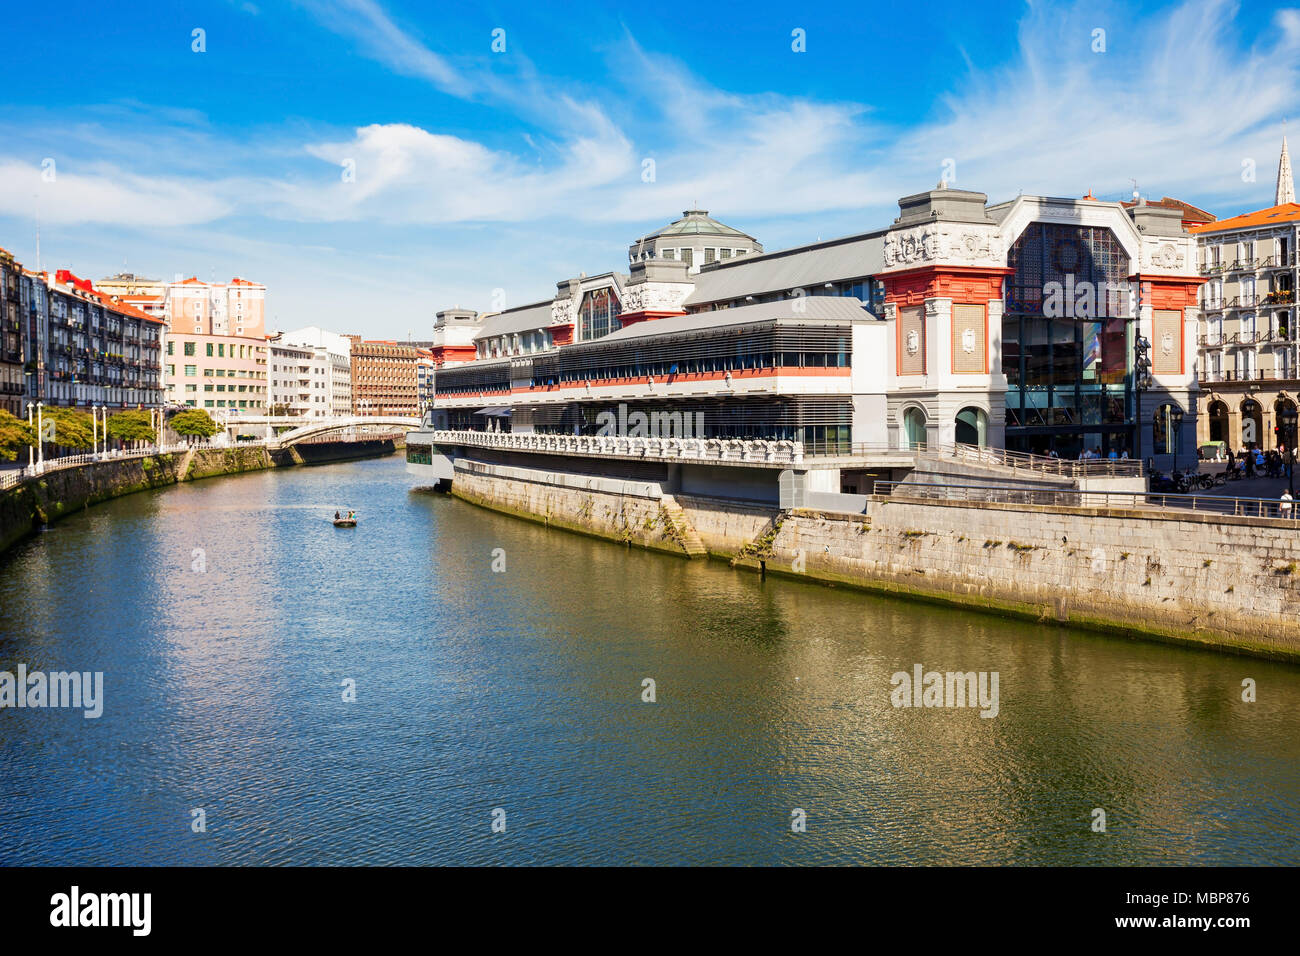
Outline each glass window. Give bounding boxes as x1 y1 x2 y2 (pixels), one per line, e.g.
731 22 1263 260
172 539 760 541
184 341 195 356
955 407 988 447
184 364 196 376
1153 404 1183 456
903 407 927 448
579 288 622 342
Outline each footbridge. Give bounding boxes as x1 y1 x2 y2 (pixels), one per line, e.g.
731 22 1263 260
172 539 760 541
221 415 419 448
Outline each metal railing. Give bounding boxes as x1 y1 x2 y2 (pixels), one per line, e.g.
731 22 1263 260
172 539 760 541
802 440 1144 477
874 480 1300 523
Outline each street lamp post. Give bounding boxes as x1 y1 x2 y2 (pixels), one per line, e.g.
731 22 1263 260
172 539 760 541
1133 333 1152 469
36 402 44 470
1283 405 1298 497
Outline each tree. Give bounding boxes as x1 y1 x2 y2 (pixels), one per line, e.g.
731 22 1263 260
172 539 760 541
0 409 36 462
43 408 94 450
170 408 219 443
107 409 155 443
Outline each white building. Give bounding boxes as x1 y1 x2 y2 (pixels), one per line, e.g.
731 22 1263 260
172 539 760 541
277 325 353 416
268 340 331 417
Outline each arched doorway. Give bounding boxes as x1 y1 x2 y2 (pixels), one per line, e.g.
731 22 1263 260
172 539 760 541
1208 400 1229 443
955 406 988 447
903 406 927 449
1241 399 1263 448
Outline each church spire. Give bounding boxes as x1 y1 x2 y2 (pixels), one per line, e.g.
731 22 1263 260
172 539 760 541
1277 135 1296 205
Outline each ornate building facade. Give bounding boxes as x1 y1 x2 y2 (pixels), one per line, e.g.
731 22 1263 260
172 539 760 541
1191 139 1300 453
422 189 1204 470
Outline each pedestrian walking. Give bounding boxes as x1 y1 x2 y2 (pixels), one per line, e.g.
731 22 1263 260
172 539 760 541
1281 490 1294 519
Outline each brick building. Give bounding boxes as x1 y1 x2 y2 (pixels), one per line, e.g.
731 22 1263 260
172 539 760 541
347 337 419 415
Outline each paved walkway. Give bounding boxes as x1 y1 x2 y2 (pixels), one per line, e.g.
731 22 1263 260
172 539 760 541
1198 473 1297 499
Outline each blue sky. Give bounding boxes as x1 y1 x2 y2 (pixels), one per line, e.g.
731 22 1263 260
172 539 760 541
2 0 1299 337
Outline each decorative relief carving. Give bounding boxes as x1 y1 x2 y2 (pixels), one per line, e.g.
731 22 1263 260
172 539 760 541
883 225 1004 268
622 282 692 314
1149 242 1186 271
550 297 574 326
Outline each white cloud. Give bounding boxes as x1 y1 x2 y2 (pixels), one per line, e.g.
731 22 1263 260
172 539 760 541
0 160 231 227
10 0 1300 333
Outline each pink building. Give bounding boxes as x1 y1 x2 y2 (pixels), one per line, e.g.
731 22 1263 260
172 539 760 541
164 331 269 412
160 276 270 411
164 276 266 338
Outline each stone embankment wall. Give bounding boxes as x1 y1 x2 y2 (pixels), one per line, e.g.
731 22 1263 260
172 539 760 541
0 453 185 555
725 498 1300 661
0 442 397 557
452 457 1300 661
451 460 699 557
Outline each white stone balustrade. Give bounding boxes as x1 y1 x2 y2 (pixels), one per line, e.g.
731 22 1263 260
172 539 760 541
431 429 804 466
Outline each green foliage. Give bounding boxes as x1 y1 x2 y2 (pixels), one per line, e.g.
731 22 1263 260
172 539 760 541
43 408 94 450
170 408 219 440
0 409 36 461
107 409 155 443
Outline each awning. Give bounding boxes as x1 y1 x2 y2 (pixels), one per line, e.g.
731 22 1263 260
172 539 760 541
473 406 513 417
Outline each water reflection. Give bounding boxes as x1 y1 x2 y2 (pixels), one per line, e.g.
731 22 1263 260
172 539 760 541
0 455 1297 865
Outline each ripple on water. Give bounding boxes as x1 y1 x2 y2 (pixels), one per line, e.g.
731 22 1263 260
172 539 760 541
1 455 1299 865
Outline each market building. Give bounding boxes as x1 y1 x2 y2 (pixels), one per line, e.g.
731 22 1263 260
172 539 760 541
425 188 1202 470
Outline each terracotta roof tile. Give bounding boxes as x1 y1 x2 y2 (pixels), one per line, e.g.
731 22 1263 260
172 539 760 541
1190 202 1300 234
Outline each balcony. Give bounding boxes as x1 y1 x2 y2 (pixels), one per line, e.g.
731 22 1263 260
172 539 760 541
1228 294 1259 309
1200 369 1277 383
1260 290 1296 307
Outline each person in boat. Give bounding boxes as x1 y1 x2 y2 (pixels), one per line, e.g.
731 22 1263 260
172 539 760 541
347 510 355 521
334 511 340 520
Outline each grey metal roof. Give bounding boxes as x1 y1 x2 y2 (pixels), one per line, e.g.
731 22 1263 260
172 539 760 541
635 209 755 242
592 296 872 344
684 232 884 306
473 301 553 340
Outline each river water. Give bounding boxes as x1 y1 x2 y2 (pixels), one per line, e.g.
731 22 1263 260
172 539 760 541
0 454 1297 865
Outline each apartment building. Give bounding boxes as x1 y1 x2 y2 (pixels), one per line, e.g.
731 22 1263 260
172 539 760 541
0 248 23 416
269 340 331 417
278 325 353 416
348 338 419 416
1191 139 1300 451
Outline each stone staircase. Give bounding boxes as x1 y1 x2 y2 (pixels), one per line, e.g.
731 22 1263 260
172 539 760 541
177 446 197 481
659 495 708 558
